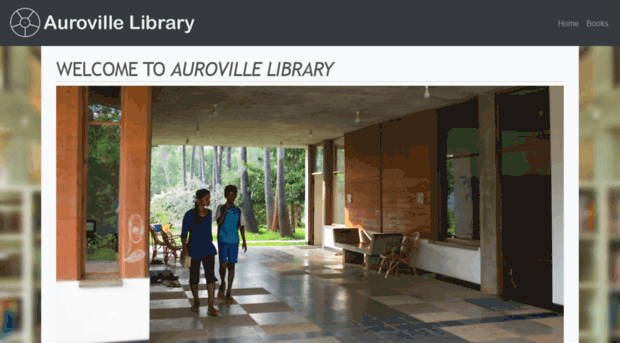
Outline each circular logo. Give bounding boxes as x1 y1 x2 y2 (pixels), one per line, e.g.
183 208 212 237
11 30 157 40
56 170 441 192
10 8 40 38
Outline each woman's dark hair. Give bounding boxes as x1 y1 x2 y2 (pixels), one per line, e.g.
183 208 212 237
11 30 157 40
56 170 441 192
192 189 210 225
224 185 237 197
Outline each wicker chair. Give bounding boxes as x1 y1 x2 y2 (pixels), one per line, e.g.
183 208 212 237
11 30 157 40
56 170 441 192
160 230 183 266
378 231 420 278
149 225 166 261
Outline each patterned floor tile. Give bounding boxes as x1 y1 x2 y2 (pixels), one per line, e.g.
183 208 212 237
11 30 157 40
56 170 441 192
249 311 309 325
151 292 189 300
491 319 559 335
260 321 323 335
151 299 192 309
198 314 258 328
464 298 523 311
440 323 522 342
372 295 422 306
524 333 563 343
411 311 470 323
234 294 281 304
531 317 563 330
149 317 204 333
241 302 294 313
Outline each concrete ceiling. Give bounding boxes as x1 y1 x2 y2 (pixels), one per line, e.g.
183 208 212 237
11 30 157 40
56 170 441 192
91 86 510 148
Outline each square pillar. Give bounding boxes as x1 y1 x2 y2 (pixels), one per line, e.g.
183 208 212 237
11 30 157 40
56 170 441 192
56 86 89 280
479 91 502 295
118 87 152 279
323 140 333 226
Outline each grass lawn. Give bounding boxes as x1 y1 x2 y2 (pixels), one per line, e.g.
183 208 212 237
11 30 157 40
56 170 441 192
86 249 117 261
153 224 305 246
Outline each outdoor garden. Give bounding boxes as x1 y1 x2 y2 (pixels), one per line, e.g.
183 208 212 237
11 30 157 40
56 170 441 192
86 104 307 261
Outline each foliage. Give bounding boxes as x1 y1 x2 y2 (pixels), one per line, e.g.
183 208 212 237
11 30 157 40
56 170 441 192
244 227 305 241
86 232 118 261
150 186 196 227
447 158 454 194
86 104 121 231
247 241 305 246
447 208 455 236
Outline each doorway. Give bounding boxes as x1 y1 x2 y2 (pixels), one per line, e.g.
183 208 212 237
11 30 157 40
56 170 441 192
496 87 552 307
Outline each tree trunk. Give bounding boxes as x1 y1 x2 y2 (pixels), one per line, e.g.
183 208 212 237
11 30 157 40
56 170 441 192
226 147 232 171
218 146 223 186
199 146 205 183
212 146 218 193
190 146 196 181
290 203 296 233
276 148 293 237
263 147 275 231
271 197 279 232
182 145 187 190
239 147 258 232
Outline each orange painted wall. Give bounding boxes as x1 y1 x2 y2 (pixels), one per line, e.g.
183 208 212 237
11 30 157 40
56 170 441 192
118 87 152 279
344 109 439 239
57 86 88 280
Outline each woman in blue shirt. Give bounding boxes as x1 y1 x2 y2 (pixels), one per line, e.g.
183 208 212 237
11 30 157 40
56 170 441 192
181 189 220 315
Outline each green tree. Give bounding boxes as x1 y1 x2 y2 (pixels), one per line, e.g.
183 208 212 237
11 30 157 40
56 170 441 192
86 104 121 232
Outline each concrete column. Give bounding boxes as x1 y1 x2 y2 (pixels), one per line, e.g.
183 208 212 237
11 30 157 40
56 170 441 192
323 140 333 225
119 86 152 279
479 91 502 295
306 146 315 245
56 86 89 280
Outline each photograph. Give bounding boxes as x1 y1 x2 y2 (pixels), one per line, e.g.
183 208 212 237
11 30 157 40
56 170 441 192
56 85 563 342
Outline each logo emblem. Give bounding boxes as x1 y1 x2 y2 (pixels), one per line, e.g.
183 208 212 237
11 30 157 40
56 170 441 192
10 8 40 38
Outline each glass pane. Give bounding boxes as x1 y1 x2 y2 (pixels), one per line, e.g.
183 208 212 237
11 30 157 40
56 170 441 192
335 148 345 172
315 147 323 173
86 108 120 270
333 173 345 224
580 191 596 233
449 157 476 239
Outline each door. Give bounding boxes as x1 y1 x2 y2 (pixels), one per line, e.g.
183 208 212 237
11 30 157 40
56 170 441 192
496 87 552 307
313 174 323 246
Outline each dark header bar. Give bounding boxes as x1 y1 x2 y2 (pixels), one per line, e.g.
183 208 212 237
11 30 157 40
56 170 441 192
2 1 619 46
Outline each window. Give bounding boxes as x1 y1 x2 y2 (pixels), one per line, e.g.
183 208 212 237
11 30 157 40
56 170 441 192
446 150 480 240
315 146 323 173
85 90 121 274
332 137 345 224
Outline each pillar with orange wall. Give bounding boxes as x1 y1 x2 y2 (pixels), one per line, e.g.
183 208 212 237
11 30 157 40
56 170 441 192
118 86 152 279
56 86 89 280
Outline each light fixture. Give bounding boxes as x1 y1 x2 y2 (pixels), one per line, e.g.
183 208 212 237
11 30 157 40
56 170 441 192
213 104 219 116
186 137 189 144
354 111 360 124
424 86 430 99
309 130 313 138
280 140 283 146
196 123 200 133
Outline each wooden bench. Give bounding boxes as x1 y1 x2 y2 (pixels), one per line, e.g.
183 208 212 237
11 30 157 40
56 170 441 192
333 228 402 270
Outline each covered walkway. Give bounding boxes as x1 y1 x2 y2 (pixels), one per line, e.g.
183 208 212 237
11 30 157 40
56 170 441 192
149 247 563 343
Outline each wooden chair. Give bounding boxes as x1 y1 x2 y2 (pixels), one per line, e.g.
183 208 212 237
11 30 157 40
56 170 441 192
377 231 420 278
149 225 166 261
160 230 183 266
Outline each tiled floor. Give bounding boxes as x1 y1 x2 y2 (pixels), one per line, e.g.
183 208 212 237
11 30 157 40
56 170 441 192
149 246 563 343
